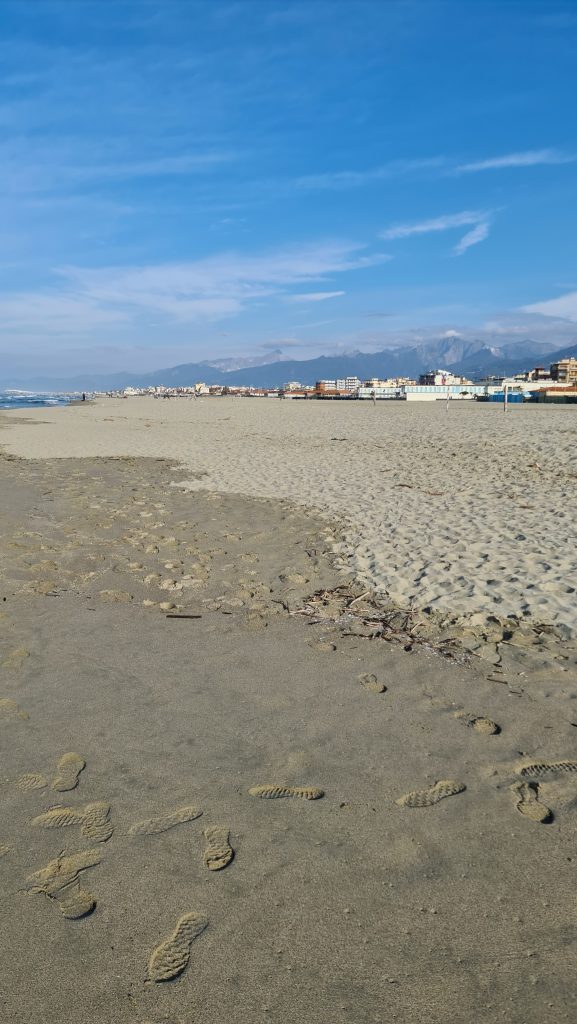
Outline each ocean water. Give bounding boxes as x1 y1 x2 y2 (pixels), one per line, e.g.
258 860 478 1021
0 391 74 410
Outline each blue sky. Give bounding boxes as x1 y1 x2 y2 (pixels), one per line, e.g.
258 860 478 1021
1 0 576 377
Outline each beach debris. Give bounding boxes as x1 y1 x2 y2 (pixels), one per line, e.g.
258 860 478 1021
128 806 202 836
165 613 202 619
396 780 466 808
148 912 209 982
51 752 85 792
291 583 466 661
203 827 234 871
249 785 324 800
511 781 552 823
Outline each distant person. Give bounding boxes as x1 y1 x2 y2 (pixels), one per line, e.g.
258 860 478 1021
82 392 86 401
371 389 376 406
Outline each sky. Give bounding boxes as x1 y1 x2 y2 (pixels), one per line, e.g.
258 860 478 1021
1 0 577 378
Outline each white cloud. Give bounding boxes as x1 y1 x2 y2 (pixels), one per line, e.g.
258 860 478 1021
292 158 445 191
283 290 345 304
456 148 574 173
0 241 387 338
380 210 491 256
521 290 577 321
452 221 490 256
70 152 235 182
57 243 385 322
380 210 486 240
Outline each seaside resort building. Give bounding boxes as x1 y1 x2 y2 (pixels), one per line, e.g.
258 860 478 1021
550 357 577 385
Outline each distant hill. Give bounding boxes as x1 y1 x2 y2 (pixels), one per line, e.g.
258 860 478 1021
3 338 576 393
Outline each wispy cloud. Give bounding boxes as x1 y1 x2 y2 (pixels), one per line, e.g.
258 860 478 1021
290 319 336 329
0 140 236 196
292 157 445 192
453 221 490 256
521 290 577 321
456 148 574 173
0 241 386 337
380 210 492 256
380 210 486 240
70 152 236 182
283 290 345 304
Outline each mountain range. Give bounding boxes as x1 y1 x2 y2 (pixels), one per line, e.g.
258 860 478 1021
3 337 576 393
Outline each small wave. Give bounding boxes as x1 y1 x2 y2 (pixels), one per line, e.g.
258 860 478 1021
0 391 73 411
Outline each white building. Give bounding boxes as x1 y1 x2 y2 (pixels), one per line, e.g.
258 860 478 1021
358 382 487 400
418 369 472 386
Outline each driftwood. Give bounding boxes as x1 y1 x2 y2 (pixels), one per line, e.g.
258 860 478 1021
290 584 466 661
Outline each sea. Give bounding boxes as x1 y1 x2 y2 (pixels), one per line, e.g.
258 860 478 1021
0 390 74 410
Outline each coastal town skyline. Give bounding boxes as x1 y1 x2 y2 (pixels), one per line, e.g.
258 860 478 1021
1 0 577 378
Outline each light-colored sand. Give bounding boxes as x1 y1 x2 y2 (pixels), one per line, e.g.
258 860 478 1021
2 396 576 634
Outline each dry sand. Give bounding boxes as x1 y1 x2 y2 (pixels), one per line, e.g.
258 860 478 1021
1 403 577 1023
2 396 576 633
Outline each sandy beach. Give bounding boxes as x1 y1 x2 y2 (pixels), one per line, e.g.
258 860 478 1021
1 400 577 1023
3 396 576 633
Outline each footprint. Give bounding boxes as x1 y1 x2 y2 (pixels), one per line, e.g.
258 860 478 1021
32 801 113 842
52 752 85 792
53 885 96 919
518 760 577 779
128 806 202 836
280 571 308 584
1 647 29 670
453 711 500 735
395 780 466 808
0 698 29 721
248 785 324 800
32 806 85 829
99 589 133 603
203 827 234 871
148 912 209 982
357 673 387 694
81 802 113 842
511 781 552 823
26 848 102 896
16 772 47 791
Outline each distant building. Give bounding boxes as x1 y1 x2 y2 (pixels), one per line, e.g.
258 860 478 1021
523 366 550 382
550 357 577 385
364 376 416 388
316 378 360 393
418 369 473 386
